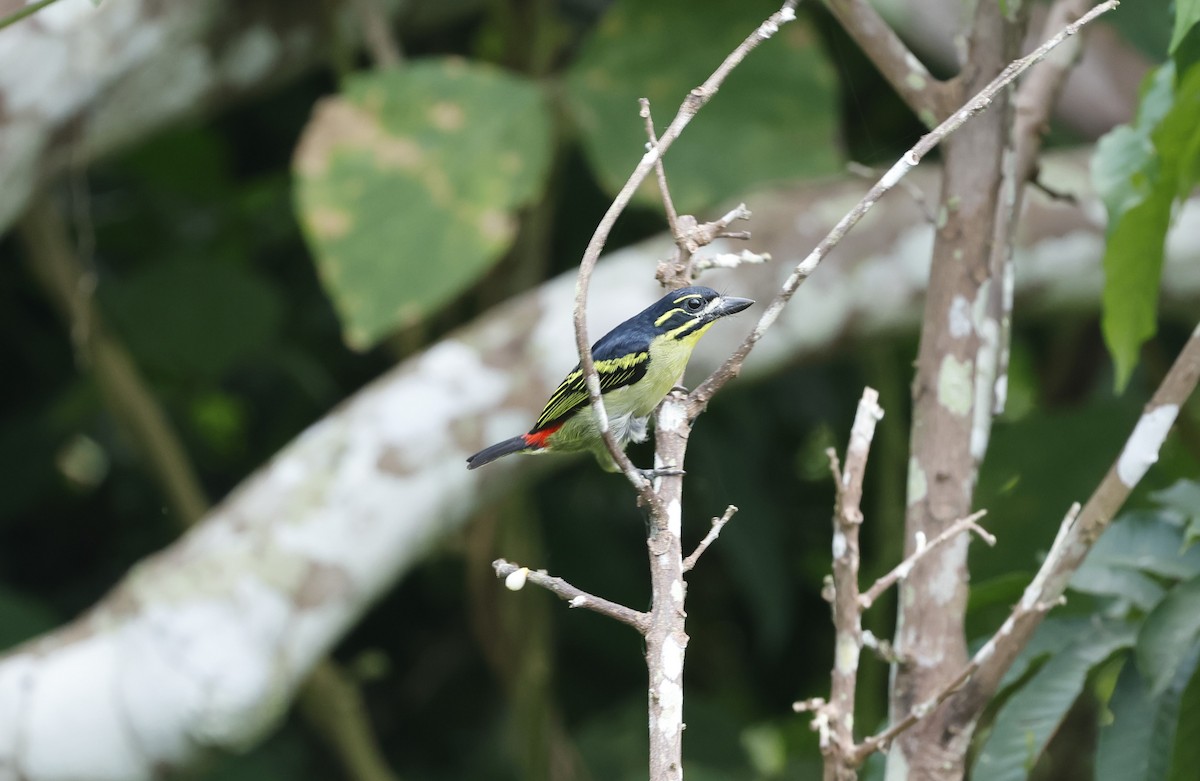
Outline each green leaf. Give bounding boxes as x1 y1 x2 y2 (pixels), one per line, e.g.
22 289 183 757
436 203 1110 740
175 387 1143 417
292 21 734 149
564 0 838 215
103 258 283 380
1169 662 1200 781
294 60 552 349
1097 648 1200 781
1170 0 1200 55
997 616 1096 691
1137 574 1200 696
1154 63 1200 202
973 618 1135 781
1153 480 1200 549
1093 65 1175 390
1094 61 1200 389
1071 510 1200 602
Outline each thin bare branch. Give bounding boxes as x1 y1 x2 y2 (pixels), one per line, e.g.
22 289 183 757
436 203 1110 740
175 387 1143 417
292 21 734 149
691 249 771 275
570 0 800 499
989 0 1097 424
846 161 935 223
951 319 1200 716
821 388 883 780
683 505 739 572
640 98 680 238
688 0 1121 414
493 559 650 632
853 318 1199 757
852 662 975 761
858 510 993 610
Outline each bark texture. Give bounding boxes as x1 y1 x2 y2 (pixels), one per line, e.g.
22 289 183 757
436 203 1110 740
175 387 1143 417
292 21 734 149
1 155 1198 778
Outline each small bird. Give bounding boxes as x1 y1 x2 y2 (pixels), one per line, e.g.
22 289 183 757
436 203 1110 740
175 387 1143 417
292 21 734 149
467 286 753 472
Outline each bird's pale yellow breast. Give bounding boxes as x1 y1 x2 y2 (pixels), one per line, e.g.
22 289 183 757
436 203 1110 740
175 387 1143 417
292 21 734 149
637 322 715 415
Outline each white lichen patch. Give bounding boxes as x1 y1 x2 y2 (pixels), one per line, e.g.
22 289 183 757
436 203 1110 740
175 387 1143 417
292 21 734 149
907 457 927 506
937 355 974 417
658 400 687 432
971 316 1000 461
1117 405 1179 486
835 633 860 673
832 529 847 558
948 295 972 339
667 498 682 538
661 636 685 680
657 680 683 738
929 535 968 605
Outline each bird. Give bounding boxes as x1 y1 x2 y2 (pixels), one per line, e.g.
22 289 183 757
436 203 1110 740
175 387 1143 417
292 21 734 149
466 286 753 473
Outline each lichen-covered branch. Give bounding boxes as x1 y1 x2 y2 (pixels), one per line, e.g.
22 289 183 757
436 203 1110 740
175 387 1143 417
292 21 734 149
858 511 992 611
0 151 1193 779
822 388 883 781
17 194 402 781
948 320 1200 722
492 560 649 631
689 0 1120 415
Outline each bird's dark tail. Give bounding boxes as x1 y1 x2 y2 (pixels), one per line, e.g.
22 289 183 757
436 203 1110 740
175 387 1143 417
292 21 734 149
466 436 530 470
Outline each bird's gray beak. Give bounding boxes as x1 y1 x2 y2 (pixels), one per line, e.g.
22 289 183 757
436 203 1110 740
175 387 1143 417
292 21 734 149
713 296 754 318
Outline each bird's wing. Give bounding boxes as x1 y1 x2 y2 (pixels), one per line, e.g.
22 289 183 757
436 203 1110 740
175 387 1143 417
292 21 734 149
532 336 650 432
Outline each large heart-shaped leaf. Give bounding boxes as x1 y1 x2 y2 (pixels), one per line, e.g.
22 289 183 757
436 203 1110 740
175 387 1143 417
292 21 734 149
294 60 552 349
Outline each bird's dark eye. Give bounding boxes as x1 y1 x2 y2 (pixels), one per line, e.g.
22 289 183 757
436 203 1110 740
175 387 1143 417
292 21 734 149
685 298 704 312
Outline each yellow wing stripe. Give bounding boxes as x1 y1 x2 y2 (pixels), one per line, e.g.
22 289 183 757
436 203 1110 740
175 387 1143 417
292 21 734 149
534 351 649 430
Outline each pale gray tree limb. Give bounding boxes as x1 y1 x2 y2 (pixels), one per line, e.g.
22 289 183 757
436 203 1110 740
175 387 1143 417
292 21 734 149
0 153 1197 779
0 0 475 237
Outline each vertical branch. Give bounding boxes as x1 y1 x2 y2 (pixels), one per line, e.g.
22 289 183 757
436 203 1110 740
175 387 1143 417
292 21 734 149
888 1 1027 775
824 388 884 780
988 0 1096 419
645 392 692 781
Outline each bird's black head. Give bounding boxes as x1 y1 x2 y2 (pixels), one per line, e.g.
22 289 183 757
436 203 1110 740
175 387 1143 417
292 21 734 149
644 286 754 340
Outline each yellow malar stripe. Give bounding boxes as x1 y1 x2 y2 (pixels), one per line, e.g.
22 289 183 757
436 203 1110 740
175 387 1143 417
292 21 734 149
666 319 711 341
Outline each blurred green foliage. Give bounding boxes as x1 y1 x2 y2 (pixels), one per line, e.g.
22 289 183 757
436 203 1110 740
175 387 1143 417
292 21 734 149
0 1 1198 781
1093 54 1200 389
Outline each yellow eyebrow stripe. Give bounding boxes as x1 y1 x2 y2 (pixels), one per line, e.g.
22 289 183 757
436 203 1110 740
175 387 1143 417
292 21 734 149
672 293 703 304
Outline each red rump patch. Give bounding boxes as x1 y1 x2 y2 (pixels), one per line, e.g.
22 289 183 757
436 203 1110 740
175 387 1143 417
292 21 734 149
522 426 559 449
